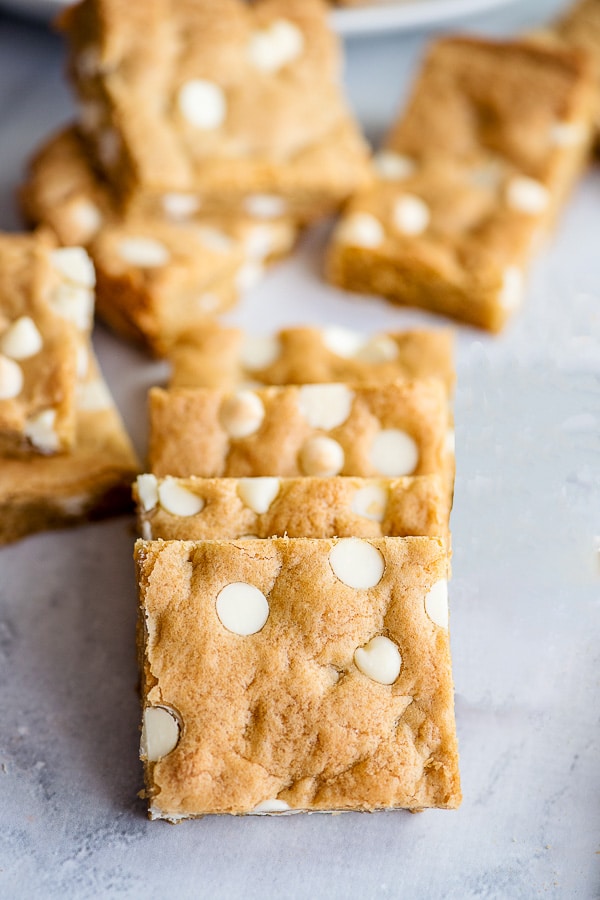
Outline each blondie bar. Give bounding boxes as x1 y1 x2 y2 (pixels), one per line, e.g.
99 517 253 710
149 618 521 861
327 37 596 331
59 0 370 221
550 0 600 143
0 231 94 456
0 348 139 544
148 381 452 483
168 324 455 394
134 474 450 542
136 536 460 817
21 128 297 356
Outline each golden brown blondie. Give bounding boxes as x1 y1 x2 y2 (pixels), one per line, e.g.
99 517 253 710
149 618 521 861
327 36 596 331
136 536 460 817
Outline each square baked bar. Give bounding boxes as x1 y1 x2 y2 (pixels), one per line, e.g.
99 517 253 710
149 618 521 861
168 323 455 394
21 128 297 356
134 474 451 542
0 348 139 545
327 37 596 331
148 381 453 483
59 0 370 220
136 536 460 817
0 231 94 456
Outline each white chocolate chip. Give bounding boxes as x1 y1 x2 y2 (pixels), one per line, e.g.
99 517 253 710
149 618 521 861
335 212 384 248
244 223 293 260
50 247 96 288
216 582 269 635
321 326 364 359
424 579 449 629
70 199 103 241
48 283 94 331
0 355 23 399
373 151 416 181
24 408 59 453
392 194 430 235
140 707 180 762
550 121 587 147
446 428 456 456
329 538 384 589
351 484 387 523
354 636 401 685
506 176 549 215
299 435 344 477
76 345 89 379
178 79 226 130
356 335 398 364
237 477 280 514
76 378 112 411
251 799 291 814
137 474 159 512
195 293 221 314
97 128 120 168
236 262 264 293
498 266 523 312
195 226 234 254
243 194 287 219
297 384 354 430
370 429 419 477
248 19 304 73
241 334 281 371
158 478 204 517
0 317 42 360
220 390 265 438
117 237 170 268
162 193 200 220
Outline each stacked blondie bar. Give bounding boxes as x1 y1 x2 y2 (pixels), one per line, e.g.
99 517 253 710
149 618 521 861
0 231 138 544
20 0 371 355
133 324 461 818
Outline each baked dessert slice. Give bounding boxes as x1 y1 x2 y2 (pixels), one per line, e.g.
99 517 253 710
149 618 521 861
168 323 455 394
136 535 460 818
148 381 453 486
0 347 139 545
21 127 297 356
59 0 370 221
134 473 451 542
0 231 94 456
327 36 596 331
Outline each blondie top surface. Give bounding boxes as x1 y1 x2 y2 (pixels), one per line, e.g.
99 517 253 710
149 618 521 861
0 232 95 456
60 0 369 209
168 324 455 394
148 381 453 481
136 536 460 817
135 474 451 542
327 37 595 331
0 348 139 545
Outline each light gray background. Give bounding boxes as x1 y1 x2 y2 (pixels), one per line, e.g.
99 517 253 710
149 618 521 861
1 1 599 897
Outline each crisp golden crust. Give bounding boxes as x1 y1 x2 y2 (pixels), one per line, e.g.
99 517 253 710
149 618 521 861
0 349 139 545
0 231 88 456
134 474 450 541
169 323 455 394
148 381 453 483
327 36 596 331
20 128 298 356
60 0 370 217
136 536 460 817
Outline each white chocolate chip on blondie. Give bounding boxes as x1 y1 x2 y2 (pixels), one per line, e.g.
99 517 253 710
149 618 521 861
141 707 180 762
299 435 344 476
329 538 384 589
370 429 419 477
392 194 430 236
178 79 226 130
0 355 24 399
216 582 269 635
425 579 449 629
351 484 388 523
237 477 280 514
117 237 171 268
0 317 43 360
297 384 354 430
219 391 265 438
158 478 204 517
354 635 401 685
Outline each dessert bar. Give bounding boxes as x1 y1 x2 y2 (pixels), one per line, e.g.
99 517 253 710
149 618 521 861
136 536 460 817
